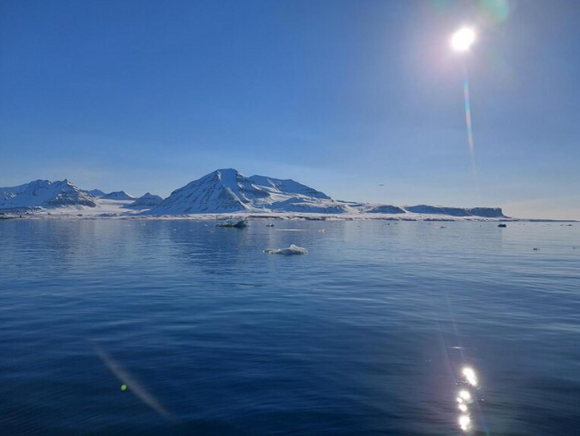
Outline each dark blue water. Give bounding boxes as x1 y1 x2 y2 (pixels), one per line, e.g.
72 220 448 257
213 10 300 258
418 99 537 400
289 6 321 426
1 219 579 435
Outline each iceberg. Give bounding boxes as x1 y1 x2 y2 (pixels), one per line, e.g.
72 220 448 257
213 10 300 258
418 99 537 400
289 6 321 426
264 244 308 255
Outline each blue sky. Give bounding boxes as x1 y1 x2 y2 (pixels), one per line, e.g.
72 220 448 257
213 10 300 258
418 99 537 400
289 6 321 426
1 0 579 218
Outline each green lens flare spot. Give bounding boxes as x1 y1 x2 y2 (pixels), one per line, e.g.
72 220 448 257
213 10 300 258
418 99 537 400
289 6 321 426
121 384 127 391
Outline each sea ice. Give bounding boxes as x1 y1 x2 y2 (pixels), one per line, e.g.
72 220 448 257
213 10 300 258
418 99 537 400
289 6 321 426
264 244 308 255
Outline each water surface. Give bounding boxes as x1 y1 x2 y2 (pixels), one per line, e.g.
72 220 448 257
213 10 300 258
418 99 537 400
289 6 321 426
1 219 579 435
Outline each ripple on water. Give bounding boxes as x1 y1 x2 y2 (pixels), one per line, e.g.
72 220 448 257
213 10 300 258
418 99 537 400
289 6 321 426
0 220 579 435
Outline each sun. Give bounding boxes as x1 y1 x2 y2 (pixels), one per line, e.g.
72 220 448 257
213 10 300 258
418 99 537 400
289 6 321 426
451 27 476 52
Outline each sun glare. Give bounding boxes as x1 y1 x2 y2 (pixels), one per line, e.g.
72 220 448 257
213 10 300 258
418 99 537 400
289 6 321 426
451 27 476 52
462 366 478 387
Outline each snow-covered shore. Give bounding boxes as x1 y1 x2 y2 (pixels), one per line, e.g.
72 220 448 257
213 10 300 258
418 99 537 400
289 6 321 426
2 209 575 222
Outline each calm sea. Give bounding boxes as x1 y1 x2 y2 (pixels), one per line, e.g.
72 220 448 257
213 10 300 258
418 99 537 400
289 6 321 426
1 219 579 435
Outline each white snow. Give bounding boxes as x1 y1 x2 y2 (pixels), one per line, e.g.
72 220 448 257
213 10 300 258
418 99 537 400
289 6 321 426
126 193 163 209
0 181 157 216
0 169 537 221
0 180 96 211
145 169 507 218
249 175 330 199
264 244 308 255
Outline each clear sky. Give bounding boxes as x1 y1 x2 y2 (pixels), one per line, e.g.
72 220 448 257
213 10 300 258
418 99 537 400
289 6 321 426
1 0 579 219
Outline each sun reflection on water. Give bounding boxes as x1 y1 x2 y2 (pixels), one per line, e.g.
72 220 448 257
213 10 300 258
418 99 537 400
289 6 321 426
458 389 472 401
459 414 472 432
462 367 478 387
455 366 481 433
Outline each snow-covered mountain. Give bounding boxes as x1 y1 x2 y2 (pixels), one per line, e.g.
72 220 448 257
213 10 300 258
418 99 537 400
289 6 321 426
102 191 135 200
0 180 97 211
126 193 163 209
149 169 271 214
148 169 356 215
0 171 508 219
87 189 107 197
147 168 506 218
248 175 330 199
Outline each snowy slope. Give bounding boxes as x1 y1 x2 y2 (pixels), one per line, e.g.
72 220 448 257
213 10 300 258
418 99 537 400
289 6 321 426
249 175 330 199
87 189 107 197
102 191 135 200
146 168 507 217
0 180 97 211
126 193 163 209
148 169 356 215
1 172 509 219
149 169 268 214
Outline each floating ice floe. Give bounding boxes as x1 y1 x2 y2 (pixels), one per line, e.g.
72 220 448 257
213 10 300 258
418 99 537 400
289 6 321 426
264 244 308 255
216 219 248 228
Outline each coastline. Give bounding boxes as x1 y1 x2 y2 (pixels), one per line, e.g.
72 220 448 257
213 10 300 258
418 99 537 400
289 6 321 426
2 211 576 223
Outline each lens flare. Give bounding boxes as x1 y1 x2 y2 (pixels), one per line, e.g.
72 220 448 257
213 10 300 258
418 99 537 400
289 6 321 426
462 63 478 187
94 345 175 420
479 0 510 24
450 27 479 189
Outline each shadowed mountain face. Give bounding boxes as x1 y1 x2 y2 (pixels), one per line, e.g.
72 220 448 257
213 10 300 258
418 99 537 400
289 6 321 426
126 193 163 209
0 180 96 211
87 189 107 197
248 175 331 200
102 191 135 200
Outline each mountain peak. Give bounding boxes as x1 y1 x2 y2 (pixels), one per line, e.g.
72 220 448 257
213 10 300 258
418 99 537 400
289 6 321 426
87 189 107 197
152 169 269 214
126 192 163 209
214 168 239 176
148 169 342 215
0 179 96 211
102 191 135 200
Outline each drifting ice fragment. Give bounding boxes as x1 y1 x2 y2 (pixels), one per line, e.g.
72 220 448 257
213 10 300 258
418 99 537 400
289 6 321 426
264 244 308 255
216 219 248 228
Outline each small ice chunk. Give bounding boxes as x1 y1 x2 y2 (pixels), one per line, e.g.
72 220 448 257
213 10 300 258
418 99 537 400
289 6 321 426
264 244 308 255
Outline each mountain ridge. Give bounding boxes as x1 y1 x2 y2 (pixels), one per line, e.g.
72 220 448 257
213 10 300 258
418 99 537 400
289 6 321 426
0 169 508 219
146 169 506 218
0 180 96 211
